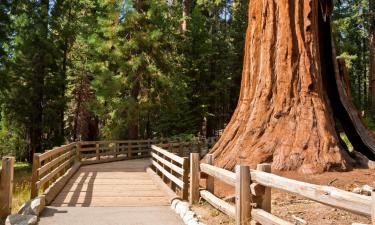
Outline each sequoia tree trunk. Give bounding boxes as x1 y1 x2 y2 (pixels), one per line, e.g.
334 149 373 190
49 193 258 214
209 0 354 174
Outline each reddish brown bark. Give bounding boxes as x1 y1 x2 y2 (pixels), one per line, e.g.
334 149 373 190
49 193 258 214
209 0 354 174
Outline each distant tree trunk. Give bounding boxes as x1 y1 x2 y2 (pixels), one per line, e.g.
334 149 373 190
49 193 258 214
181 0 189 32
370 0 375 113
128 79 140 140
209 0 353 174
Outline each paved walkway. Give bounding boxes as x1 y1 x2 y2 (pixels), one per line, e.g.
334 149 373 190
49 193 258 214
38 159 184 225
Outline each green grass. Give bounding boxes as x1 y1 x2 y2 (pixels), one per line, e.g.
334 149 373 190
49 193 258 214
12 162 32 213
0 161 32 214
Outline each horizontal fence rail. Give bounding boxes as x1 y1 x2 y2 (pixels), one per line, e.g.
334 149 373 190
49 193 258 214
192 154 375 225
78 140 152 164
150 145 189 200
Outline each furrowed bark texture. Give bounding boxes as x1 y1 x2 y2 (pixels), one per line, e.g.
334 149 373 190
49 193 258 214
209 0 352 174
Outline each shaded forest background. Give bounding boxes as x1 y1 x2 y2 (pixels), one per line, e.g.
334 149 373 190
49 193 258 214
0 0 374 162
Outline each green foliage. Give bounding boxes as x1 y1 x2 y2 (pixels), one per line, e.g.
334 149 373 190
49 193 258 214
333 0 370 110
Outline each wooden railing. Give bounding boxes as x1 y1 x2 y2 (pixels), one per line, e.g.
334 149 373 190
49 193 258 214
150 145 189 200
0 157 14 218
30 143 79 204
78 140 152 165
157 137 218 157
190 153 375 225
30 138 216 203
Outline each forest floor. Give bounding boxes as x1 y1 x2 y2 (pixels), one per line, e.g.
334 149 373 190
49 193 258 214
192 168 374 225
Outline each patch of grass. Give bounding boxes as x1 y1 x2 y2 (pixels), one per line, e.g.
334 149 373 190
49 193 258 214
340 133 353 152
0 161 32 213
12 162 32 213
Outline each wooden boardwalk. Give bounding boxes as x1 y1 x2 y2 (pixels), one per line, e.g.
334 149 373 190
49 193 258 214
39 159 184 225
50 159 169 207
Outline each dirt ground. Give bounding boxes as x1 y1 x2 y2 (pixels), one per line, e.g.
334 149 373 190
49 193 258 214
193 169 374 225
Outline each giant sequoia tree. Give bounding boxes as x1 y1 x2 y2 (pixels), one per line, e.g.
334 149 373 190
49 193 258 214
210 0 375 174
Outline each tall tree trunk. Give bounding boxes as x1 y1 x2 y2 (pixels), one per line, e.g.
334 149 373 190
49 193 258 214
209 0 353 174
370 0 375 113
29 0 49 162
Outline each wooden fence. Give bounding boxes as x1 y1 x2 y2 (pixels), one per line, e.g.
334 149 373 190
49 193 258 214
0 157 14 218
78 140 152 165
30 138 215 204
190 153 375 225
30 143 80 204
157 137 218 157
150 145 189 200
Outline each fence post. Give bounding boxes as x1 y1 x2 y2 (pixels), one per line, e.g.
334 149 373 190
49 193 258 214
31 153 41 199
235 165 251 225
76 142 82 162
114 142 118 159
256 163 271 212
0 157 14 218
96 143 100 160
372 191 375 225
128 142 132 160
182 157 189 201
190 153 200 204
147 139 151 156
206 154 214 193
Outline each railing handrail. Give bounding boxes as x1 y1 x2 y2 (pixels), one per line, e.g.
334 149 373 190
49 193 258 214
150 144 189 200
196 154 375 225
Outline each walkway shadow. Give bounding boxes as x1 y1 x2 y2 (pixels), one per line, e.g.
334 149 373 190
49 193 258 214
52 159 152 207
40 208 68 218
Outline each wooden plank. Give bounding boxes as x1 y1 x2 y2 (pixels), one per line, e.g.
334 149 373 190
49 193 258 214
190 153 200 204
200 190 235 217
44 162 81 205
54 191 165 199
80 140 150 145
206 154 214 193
79 147 97 152
51 197 169 207
151 152 184 175
0 157 14 218
80 154 149 165
39 143 76 161
251 209 294 225
182 158 189 200
235 165 251 225
151 160 184 188
66 179 154 185
151 145 184 165
250 169 372 216
200 163 236 186
38 150 75 175
61 184 158 191
31 153 41 199
146 168 179 203
256 164 271 213
37 156 75 189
